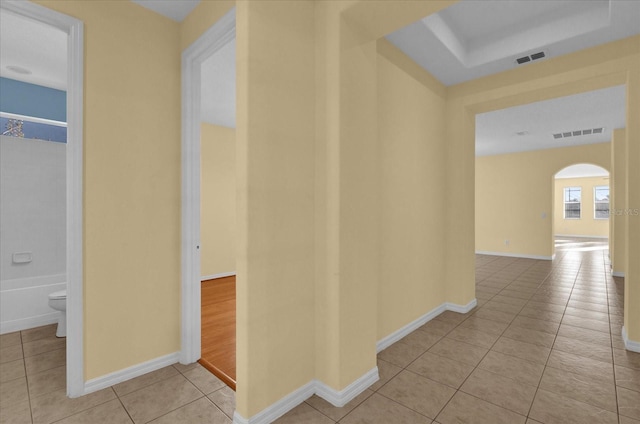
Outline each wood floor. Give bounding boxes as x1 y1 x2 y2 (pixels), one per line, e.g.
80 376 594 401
199 275 236 390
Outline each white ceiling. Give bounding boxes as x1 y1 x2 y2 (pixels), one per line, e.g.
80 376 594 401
476 85 626 157
386 0 640 86
0 8 67 90
131 0 200 22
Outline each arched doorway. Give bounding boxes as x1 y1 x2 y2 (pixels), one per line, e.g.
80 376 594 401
553 164 610 257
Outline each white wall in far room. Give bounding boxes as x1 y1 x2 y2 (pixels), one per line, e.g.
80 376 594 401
1 135 66 333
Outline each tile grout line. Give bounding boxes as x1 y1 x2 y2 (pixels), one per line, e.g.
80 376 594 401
524 246 580 420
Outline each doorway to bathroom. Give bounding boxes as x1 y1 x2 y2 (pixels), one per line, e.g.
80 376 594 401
0 2 85 397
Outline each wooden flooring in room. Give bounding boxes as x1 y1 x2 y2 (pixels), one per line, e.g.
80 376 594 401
200 275 236 390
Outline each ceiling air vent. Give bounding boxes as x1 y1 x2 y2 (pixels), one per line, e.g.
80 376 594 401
516 51 546 65
553 127 605 139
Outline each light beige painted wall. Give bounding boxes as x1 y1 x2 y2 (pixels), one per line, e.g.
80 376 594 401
180 0 234 51
377 40 447 340
476 143 610 258
624 69 640 342
554 176 610 238
611 129 627 275
35 0 181 379
201 123 235 277
235 0 316 415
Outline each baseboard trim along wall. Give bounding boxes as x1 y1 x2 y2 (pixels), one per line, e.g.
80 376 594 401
233 298 478 423
201 272 236 281
622 326 640 353
475 251 554 261
232 367 379 424
83 352 180 395
315 367 379 407
376 299 477 353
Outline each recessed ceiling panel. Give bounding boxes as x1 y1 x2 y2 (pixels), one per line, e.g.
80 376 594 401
387 0 640 86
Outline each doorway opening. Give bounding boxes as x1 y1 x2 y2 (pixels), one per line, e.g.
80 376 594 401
181 7 236 390
0 1 84 397
198 36 237 387
553 164 610 257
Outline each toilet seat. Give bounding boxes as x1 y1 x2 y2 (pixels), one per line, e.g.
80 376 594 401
49 290 66 300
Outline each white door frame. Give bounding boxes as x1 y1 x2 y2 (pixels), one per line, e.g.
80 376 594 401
0 1 84 397
180 8 235 364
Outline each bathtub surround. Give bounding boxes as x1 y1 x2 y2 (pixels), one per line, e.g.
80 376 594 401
0 135 66 334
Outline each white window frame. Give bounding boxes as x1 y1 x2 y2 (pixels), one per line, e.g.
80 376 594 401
594 185 610 220
564 186 582 219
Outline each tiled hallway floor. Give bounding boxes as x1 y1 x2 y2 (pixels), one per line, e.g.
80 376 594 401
0 325 235 424
2 238 639 423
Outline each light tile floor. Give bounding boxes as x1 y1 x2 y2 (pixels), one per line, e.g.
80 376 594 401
1 238 639 423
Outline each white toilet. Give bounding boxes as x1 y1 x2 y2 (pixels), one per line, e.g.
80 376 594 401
48 290 67 337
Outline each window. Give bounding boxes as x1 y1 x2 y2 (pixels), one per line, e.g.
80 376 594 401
564 187 581 219
594 186 610 219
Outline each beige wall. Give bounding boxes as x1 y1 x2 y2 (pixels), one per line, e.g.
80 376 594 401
476 143 610 258
35 0 181 379
554 176 610 238
235 1 317 415
376 40 447 340
201 123 236 277
611 129 627 275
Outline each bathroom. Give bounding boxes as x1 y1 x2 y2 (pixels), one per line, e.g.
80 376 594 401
0 10 68 338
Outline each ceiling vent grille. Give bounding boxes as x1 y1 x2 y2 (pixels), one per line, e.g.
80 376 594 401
553 128 605 139
516 51 546 65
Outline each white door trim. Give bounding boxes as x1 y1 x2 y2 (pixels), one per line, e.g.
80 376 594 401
0 0 84 397
180 8 235 364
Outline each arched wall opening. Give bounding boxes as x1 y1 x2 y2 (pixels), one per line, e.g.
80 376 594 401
553 163 610 257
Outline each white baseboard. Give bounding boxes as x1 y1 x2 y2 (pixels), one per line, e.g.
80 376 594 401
0 312 59 335
622 326 640 353
315 367 379 407
475 251 553 260
612 271 625 278
201 272 236 281
376 299 477 353
377 304 446 353
233 366 379 424
446 299 478 314
83 352 180 395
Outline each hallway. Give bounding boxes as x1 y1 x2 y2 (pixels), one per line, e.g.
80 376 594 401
2 238 638 423
276 237 639 423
